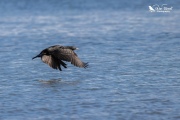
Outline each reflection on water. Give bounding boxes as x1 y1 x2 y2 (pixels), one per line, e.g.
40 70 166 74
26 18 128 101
38 78 81 86
39 78 62 84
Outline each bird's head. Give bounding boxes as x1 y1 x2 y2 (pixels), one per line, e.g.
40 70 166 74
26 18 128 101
32 49 49 60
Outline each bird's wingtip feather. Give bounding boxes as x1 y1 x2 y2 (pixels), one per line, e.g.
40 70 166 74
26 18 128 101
84 62 89 68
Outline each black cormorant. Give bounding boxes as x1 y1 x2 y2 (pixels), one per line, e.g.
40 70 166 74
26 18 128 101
32 45 88 71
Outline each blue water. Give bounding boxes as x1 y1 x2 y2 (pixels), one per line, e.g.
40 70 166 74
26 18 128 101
0 0 180 120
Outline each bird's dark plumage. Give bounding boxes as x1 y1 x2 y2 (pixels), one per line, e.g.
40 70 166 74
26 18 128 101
32 45 88 71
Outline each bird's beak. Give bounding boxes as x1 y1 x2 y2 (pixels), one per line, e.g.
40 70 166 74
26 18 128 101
32 54 41 60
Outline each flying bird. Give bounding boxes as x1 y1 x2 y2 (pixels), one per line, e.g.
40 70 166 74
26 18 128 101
32 45 88 71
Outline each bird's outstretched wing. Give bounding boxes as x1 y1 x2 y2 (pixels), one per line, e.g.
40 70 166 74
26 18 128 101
41 55 60 70
49 46 88 68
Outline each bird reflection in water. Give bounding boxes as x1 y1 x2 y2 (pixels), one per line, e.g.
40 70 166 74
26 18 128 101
38 78 61 84
38 78 81 86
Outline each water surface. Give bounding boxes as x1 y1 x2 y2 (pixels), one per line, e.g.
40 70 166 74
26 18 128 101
0 0 180 120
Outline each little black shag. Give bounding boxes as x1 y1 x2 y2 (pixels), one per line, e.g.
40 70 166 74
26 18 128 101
32 45 88 71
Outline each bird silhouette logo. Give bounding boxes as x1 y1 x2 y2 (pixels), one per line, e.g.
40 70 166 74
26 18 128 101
149 6 155 12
